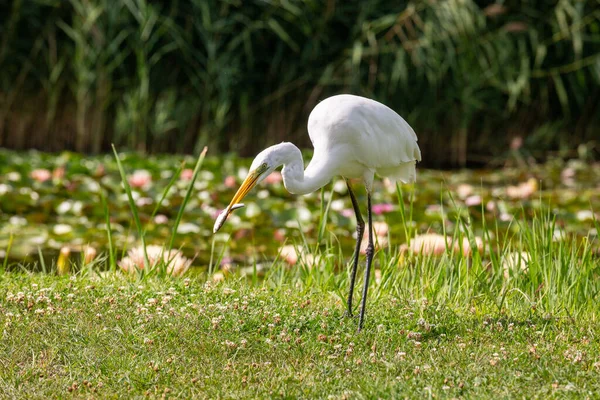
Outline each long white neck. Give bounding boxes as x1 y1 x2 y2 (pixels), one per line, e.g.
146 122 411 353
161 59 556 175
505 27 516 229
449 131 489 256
270 142 334 195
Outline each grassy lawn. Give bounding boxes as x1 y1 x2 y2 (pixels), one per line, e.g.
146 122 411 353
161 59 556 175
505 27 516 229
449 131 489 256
1 150 599 397
1 266 599 399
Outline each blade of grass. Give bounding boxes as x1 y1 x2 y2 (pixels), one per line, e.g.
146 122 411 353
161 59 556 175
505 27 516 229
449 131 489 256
317 183 335 244
208 235 231 279
101 190 117 272
208 235 217 277
147 160 185 225
2 232 14 272
396 183 413 244
168 146 208 252
111 144 150 269
38 247 47 274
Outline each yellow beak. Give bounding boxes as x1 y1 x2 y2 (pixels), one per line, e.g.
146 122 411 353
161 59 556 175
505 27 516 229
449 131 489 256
213 170 261 233
228 170 261 209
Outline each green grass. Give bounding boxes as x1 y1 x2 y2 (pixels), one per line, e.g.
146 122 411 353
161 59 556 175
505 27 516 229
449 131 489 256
1 224 599 398
0 148 599 397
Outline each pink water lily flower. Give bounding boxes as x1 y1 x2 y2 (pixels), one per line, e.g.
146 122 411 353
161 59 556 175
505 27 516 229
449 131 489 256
465 195 482 207
402 233 483 257
118 245 191 276
360 221 389 254
506 178 537 200
224 175 237 188
279 244 300 265
83 246 97 264
278 244 316 268
154 214 169 224
456 184 474 199
264 171 282 184
341 209 354 218
31 169 52 183
52 166 66 180
273 229 286 242
180 168 194 181
372 203 394 215
128 170 152 189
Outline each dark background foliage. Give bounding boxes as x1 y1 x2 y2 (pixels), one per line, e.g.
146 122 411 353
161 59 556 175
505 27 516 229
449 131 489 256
1 0 599 166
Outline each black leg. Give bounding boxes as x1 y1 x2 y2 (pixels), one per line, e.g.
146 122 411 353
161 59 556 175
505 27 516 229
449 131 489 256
345 179 364 317
358 192 374 331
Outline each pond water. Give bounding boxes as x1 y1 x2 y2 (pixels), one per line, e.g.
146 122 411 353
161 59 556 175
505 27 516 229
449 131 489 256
0 149 598 271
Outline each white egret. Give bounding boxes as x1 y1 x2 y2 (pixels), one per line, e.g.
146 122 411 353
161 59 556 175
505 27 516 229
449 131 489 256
213 94 421 331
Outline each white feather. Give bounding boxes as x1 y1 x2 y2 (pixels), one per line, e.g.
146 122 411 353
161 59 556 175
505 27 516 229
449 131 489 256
306 94 421 188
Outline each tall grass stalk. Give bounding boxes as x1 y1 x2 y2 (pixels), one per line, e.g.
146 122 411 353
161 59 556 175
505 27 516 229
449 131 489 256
101 191 117 272
37 247 48 274
1 232 14 273
396 183 415 244
111 144 150 269
167 147 207 252
146 160 185 226
317 184 335 244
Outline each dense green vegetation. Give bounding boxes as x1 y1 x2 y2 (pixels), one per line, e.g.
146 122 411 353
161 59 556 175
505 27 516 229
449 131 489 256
1 1 599 165
2 2 600 396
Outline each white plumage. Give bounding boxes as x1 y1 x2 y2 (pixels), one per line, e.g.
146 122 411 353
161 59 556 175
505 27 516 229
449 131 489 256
213 94 421 331
306 94 421 189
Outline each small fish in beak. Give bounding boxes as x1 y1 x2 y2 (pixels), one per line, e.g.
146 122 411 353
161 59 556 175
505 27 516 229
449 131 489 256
213 203 245 233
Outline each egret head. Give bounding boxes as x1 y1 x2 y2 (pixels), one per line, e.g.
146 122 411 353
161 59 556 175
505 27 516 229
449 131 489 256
213 145 287 233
